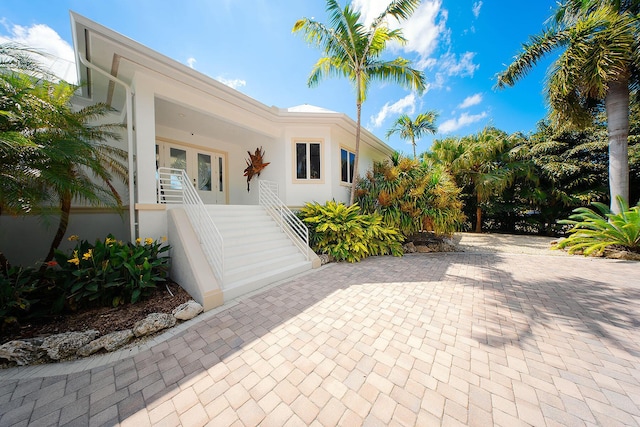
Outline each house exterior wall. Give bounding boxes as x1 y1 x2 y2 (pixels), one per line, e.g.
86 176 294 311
0 212 129 266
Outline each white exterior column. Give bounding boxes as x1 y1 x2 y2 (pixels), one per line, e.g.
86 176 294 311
132 72 167 239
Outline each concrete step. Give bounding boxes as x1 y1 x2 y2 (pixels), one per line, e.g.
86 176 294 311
222 228 286 247
224 252 307 285
206 204 265 218
225 244 300 270
196 204 313 302
223 237 295 258
218 222 283 238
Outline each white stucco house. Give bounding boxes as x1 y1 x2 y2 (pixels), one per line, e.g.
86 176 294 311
0 12 395 310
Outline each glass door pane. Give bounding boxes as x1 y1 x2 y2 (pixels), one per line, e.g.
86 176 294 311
197 153 212 191
218 156 223 192
168 147 187 190
170 147 187 170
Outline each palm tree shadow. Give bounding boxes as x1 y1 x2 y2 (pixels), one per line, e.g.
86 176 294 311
442 253 640 357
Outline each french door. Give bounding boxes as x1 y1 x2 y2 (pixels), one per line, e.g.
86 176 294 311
157 142 227 204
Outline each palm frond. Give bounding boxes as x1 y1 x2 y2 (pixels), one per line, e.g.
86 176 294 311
496 25 571 88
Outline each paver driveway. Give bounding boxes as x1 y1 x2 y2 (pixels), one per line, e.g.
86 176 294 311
1 250 640 426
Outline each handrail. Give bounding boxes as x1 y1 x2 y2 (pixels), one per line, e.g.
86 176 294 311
157 167 225 284
259 180 309 261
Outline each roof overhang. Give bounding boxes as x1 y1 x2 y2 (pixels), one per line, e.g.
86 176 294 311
69 11 394 156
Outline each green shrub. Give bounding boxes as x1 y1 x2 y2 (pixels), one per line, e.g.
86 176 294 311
0 264 60 328
299 201 403 262
554 197 640 255
0 266 38 328
356 157 465 236
53 234 171 307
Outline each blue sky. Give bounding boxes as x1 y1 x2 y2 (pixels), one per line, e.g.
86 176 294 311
0 0 559 155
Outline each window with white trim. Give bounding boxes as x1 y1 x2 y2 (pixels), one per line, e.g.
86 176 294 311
341 148 356 184
295 141 322 180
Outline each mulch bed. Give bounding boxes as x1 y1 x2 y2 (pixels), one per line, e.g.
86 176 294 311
1 281 192 345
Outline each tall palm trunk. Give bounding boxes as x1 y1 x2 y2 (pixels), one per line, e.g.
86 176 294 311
605 80 630 214
349 101 362 206
475 192 483 233
412 137 417 160
41 191 72 269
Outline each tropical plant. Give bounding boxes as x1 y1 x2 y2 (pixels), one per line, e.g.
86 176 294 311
555 196 640 255
53 235 171 307
386 111 439 159
0 261 64 329
0 45 57 215
356 155 465 236
0 43 128 265
293 0 426 204
426 127 534 232
32 83 128 265
299 201 404 262
0 266 40 329
519 120 610 232
496 1 640 214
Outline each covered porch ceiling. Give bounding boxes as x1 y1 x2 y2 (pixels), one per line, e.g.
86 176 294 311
154 97 276 146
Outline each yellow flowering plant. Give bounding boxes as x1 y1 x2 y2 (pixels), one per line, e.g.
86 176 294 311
53 234 171 307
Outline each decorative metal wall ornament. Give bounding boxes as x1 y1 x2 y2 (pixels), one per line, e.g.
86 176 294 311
243 147 270 191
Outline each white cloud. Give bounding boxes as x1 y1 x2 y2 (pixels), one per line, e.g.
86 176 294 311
438 111 487 133
439 52 479 77
216 76 246 90
351 0 389 25
399 1 448 65
187 57 197 69
458 93 482 109
472 1 483 18
369 93 417 128
353 0 448 71
0 22 76 83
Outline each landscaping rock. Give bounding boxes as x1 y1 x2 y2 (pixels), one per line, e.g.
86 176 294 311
403 242 416 253
415 242 457 253
42 330 99 360
407 232 459 254
133 313 176 337
605 250 640 261
172 300 203 321
0 339 46 366
77 330 134 357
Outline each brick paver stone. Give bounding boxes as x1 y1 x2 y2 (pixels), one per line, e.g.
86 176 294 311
1 252 639 426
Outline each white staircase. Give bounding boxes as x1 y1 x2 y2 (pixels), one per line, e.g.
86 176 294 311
207 204 312 300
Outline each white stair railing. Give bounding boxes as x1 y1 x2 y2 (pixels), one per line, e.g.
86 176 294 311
259 180 309 261
157 167 224 284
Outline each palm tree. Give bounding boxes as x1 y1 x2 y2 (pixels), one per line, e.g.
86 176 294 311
496 1 640 213
0 43 127 264
0 45 55 214
386 111 439 159
428 127 533 232
30 81 127 265
293 0 426 204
